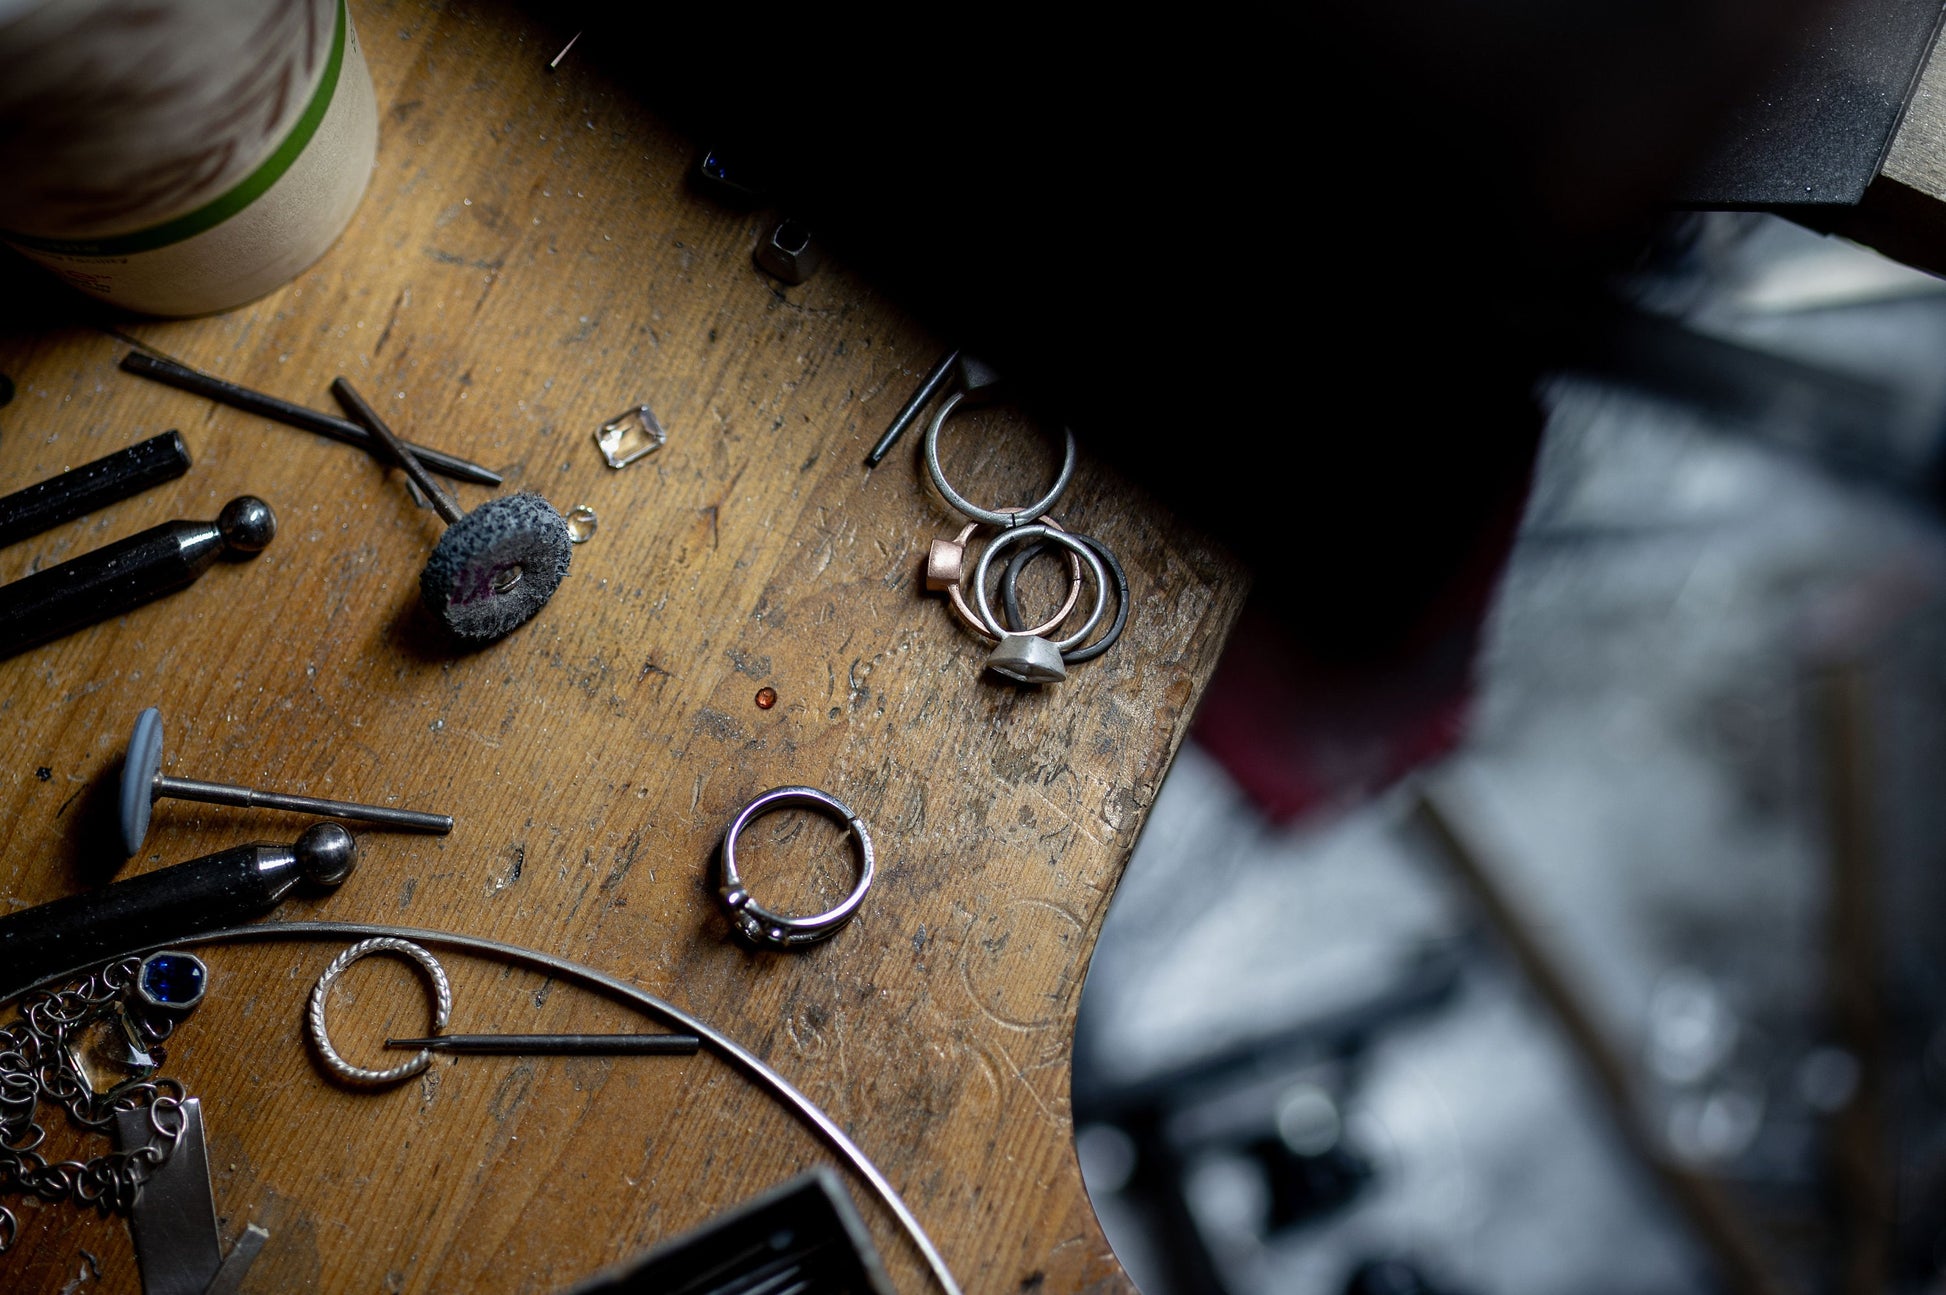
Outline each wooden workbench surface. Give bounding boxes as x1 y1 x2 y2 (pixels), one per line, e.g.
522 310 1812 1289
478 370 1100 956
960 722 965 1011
0 2 1245 1292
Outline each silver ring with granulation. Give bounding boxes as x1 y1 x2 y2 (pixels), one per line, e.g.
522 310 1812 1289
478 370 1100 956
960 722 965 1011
716 786 875 950
971 524 1108 651
923 390 1077 527
307 937 452 1086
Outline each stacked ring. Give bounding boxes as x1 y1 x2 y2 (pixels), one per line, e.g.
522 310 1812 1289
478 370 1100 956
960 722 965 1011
943 515 1084 643
922 390 1076 527
970 525 1109 653
1000 532 1129 664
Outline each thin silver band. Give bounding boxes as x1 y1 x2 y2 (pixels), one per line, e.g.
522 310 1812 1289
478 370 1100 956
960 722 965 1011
971 524 1108 651
923 390 1076 527
944 514 1083 642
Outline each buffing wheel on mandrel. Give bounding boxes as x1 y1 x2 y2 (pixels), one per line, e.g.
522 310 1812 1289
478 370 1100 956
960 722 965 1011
420 491 572 640
331 376 573 644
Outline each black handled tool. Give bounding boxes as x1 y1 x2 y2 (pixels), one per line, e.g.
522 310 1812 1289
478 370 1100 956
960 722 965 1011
120 352 502 487
0 495 274 658
0 822 355 999
0 431 193 549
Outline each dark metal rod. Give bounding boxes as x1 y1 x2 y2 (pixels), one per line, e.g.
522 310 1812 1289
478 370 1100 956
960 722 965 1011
865 348 958 466
0 430 192 550
152 775 452 834
385 1033 701 1055
120 352 501 487
1813 664 1892 1295
203 1225 271 1295
330 377 465 524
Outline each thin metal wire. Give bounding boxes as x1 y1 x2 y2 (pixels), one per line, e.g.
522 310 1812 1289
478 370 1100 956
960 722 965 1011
6 922 962 1295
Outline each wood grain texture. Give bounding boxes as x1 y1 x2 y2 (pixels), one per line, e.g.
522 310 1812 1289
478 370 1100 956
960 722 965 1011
0 2 1246 1293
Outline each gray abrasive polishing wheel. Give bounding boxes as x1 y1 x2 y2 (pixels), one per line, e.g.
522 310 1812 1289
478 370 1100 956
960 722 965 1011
419 491 572 640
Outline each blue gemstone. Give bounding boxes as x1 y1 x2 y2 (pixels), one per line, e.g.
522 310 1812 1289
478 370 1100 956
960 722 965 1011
139 953 206 1008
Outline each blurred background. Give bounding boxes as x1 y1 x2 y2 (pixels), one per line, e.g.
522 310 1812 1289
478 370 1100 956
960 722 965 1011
1073 212 1946 1295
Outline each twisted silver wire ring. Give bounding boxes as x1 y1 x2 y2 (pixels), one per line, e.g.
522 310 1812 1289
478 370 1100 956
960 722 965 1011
306 938 451 1086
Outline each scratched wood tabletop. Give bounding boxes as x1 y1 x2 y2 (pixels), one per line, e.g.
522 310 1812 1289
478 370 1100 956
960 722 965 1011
0 2 1245 1292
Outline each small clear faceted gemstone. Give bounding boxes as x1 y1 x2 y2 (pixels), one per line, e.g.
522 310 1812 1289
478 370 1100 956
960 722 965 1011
67 1007 157 1099
140 953 206 1007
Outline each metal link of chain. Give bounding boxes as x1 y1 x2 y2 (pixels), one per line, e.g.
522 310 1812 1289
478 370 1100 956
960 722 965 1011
0 959 186 1254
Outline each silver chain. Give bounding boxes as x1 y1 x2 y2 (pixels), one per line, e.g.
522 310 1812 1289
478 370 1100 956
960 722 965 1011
0 958 187 1254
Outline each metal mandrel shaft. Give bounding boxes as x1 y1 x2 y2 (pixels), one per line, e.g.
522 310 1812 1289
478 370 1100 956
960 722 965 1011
865 348 959 467
329 377 464 522
120 352 502 487
385 1033 702 1055
331 375 574 642
120 706 453 854
153 775 453 835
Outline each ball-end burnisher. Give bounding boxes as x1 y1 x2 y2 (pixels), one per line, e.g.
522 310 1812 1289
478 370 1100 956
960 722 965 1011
0 495 276 659
294 820 358 886
331 377 571 642
214 495 278 554
0 822 357 998
117 706 455 856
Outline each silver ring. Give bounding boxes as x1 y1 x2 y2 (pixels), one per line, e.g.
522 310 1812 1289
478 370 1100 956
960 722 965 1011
307 937 452 1086
944 514 1084 642
716 786 874 950
923 389 1076 527
971 524 1108 651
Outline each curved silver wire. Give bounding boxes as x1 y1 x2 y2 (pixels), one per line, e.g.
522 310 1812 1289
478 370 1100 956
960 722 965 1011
6 922 962 1295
